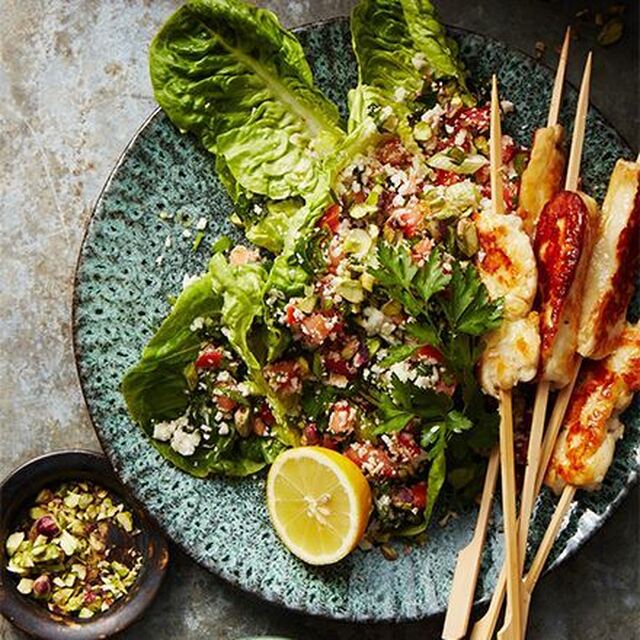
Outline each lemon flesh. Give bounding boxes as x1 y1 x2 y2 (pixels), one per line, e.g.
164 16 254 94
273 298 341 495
266 446 372 565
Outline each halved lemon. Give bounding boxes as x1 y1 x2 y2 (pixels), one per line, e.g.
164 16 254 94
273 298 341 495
266 446 372 565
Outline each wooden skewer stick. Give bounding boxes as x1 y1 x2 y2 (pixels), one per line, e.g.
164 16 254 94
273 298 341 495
442 447 500 640
547 27 571 127
518 52 592 637
565 52 592 192
470 31 571 640
521 486 577 630
496 387 523 640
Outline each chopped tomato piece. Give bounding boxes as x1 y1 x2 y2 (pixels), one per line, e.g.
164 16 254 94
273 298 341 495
411 237 434 263
454 105 490 134
390 207 424 238
323 349 355 377
301 312 337 347
328 400 357 436
385 431 424 465
195 347 223 369
215 394 237 413
434 169 465 187
318 203 342 233
263 360 305 396
501 136 517 165
417 344 444 363
375 137 412 167
301 423 321 446
285 304 305 326
410 482 427 510
344 442 395 479
257 402 275 426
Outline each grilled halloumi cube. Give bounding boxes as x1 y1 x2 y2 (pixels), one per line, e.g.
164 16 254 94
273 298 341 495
578 159 640 360
476 210 538 320
535 190 599 387
546 323 640 493
517 124 566 237
479 312 541 397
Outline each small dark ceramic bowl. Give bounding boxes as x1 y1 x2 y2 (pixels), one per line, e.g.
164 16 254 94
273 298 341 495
0 450 169 639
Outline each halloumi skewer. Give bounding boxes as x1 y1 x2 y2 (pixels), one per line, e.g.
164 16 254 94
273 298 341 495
522 322 640 627
523 153 639 636
516 27 571 238
517 53 595 640
489 76 524 640
446 64 548 636
470 32 572 640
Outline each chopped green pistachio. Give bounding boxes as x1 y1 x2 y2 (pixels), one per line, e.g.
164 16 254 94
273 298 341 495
72 564 87 580
29 506 48 520
343 229 373 258
360 272 375 292
111 561 130 578
7 559 26 575
51 587 73 606
6 481 142 617
64 493 80 509
413 121 432 141
295 294 317 314
5 532 24 556
59 530 78 556
17 578 34 594
336 279 364 304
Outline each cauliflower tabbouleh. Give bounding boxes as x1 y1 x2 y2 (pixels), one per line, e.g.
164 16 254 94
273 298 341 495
140 89 527 539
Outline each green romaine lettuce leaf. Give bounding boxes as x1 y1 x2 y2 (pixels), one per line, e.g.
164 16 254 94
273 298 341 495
122 274 222 427
208 253 298 444
350 0 474 104
121 274 280 477
245 199 302 253
150 0 344 202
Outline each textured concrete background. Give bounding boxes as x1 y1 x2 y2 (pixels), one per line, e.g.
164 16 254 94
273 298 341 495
0 1 638 638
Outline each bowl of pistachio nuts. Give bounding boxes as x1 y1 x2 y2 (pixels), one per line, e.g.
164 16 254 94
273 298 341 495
0 450 168 639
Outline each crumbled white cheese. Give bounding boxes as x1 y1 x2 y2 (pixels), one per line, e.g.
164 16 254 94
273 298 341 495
218 423 230 436
195 217 208 231
170 428 201 456
501 100 514 114
190 316 204 332
153 415 189 442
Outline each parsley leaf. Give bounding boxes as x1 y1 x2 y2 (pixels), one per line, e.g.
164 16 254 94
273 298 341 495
369 375 452 435
377 344 420 368
424 449 446 527
436 261 502 336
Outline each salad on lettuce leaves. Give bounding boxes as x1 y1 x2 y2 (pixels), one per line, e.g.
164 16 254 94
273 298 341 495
125 0 531 541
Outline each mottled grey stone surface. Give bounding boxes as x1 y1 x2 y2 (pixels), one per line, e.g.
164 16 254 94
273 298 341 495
0 1 637 639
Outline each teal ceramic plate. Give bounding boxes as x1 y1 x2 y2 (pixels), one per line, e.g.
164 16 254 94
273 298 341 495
73 18 638 622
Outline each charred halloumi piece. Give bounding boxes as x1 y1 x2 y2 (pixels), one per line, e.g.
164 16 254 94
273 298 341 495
535 190 599 387
479 312 541 398
517 124 566 237
578 160 640 360
475 210 538 320
546 323 640 493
